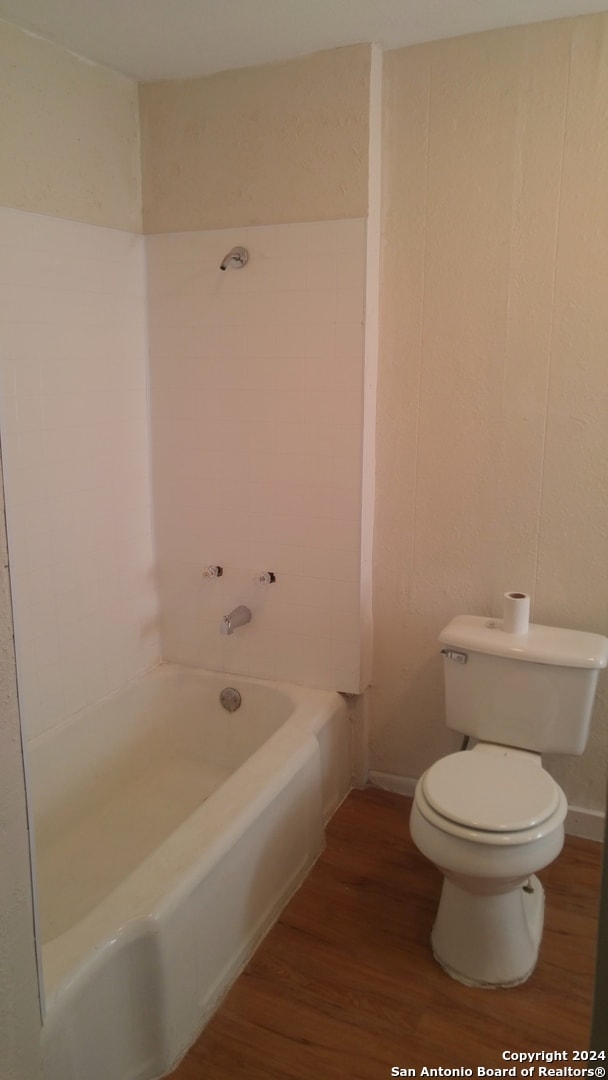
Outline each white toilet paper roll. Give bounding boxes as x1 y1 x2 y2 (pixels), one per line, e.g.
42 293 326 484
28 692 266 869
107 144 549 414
502 591 530 635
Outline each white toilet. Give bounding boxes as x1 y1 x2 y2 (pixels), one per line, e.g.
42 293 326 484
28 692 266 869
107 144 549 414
409 614 608 988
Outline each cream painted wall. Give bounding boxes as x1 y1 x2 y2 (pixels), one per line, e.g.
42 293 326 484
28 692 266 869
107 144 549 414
374 13 608 813
139 45 370 233
0 460 42 1078
0 19 141 231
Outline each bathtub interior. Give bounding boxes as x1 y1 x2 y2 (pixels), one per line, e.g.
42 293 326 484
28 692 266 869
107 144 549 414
30 663 296 940
34 662 352 1080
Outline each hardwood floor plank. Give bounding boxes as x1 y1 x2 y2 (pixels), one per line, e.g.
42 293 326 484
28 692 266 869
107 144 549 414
167 788 602 1079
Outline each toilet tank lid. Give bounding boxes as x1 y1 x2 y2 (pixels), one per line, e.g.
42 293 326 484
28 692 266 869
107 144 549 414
439 615 608 669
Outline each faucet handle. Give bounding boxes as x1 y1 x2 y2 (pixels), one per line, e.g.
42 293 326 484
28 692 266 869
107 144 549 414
256 571 276 585
203 564 223 578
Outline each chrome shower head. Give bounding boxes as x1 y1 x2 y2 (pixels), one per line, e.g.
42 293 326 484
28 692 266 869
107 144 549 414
219 246 248 270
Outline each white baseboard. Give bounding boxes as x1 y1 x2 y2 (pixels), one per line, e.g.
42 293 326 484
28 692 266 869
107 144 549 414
565 805 605 842
368 771 605 842
369 770 417 798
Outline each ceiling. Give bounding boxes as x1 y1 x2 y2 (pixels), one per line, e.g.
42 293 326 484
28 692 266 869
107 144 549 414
1 0 607 81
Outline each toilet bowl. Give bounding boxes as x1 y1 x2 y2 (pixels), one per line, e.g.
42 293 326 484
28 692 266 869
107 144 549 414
411 612 608 988
410 743 568 987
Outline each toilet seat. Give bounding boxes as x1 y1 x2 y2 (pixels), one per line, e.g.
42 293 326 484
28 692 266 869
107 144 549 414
416 749 567 845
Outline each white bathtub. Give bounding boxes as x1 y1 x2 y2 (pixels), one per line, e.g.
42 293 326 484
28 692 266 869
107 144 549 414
28 662 351 1080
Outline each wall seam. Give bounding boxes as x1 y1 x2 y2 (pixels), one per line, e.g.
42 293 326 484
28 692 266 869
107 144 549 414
409 54 432 613
532 32 572 606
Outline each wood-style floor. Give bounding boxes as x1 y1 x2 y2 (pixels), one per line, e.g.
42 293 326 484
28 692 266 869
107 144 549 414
168 788 602 1080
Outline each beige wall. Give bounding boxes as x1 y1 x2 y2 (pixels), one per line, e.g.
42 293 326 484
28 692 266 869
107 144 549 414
139 45 370 233
374 13 608 812
0 19 141 231
0 459 42 1078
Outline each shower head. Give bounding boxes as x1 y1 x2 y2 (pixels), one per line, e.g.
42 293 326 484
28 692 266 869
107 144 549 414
219 246 248 271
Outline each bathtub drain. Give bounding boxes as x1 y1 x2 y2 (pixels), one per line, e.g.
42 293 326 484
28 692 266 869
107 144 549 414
220 687 242 712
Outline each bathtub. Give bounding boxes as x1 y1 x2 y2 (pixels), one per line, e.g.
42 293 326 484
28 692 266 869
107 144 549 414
28 662 351 1080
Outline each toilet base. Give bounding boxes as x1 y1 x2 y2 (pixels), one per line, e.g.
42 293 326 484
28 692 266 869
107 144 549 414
431 874 545 988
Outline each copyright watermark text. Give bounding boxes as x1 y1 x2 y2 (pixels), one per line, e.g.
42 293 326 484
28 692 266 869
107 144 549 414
390 1052 606 1080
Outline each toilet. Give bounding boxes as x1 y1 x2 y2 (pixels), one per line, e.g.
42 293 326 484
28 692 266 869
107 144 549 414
409 614 608 988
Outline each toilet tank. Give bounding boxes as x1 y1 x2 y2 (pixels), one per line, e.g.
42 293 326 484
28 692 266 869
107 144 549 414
439 615 608 755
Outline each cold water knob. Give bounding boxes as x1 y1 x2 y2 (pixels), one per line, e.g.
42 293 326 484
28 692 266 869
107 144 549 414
256 571 276 585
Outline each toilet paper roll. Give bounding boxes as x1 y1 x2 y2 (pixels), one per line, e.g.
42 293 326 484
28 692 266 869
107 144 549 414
502 591 530 635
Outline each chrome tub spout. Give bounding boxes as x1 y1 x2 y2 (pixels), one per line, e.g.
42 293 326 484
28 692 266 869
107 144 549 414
221 605 252 635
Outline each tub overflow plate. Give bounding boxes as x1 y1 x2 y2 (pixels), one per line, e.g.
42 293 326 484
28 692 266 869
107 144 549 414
220 687 242 712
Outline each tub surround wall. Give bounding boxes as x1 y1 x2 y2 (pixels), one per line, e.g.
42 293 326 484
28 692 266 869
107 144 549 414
0 206 368 714
139 45 370 233
0 208 161 742
375 13 608 813
147 218 366 692
0 19 142 232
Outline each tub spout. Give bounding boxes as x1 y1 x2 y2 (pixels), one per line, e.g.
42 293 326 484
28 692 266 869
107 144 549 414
221 605 252 635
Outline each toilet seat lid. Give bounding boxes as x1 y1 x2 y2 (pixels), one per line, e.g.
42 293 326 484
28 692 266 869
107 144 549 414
421 751 560 833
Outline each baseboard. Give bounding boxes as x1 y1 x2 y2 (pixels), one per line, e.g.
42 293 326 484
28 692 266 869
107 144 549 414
565 805 605 842
368 771 605 842
369 771 417 799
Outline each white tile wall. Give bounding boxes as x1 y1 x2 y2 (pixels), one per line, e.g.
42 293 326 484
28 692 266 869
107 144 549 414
0 208 161 740
147 219 366 692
